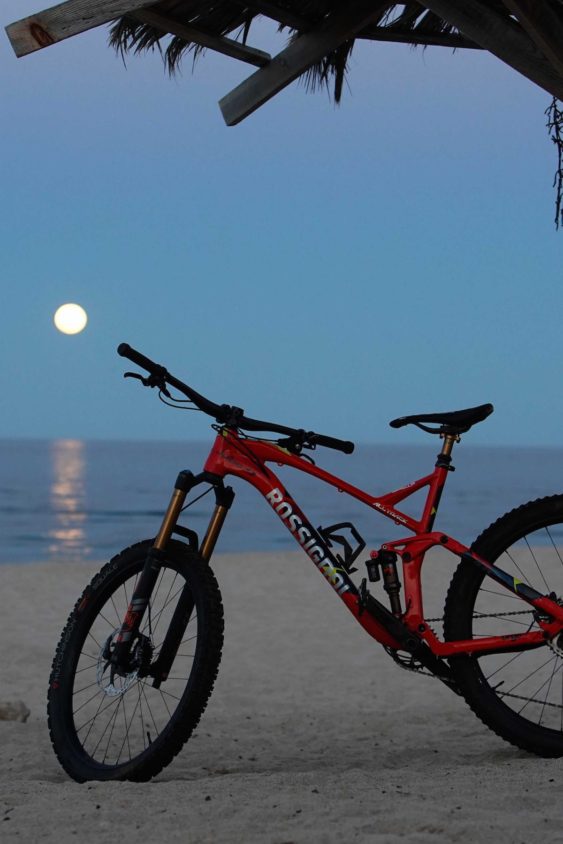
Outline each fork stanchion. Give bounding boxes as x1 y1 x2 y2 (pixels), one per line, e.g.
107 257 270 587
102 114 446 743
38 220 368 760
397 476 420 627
200 485 235 562
153 490 188 550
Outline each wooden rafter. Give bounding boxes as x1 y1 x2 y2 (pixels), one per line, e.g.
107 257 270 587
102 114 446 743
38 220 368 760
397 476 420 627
5 0 155 57
219 0 391 126
131 8 271 67
4 0 563 125
237 1 310 32
421 0 563 100
360 26 482 50
501 0 563 79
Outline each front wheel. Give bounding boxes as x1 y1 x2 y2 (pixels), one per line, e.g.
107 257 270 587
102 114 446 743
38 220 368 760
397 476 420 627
444 495 563 757
48 539 224 781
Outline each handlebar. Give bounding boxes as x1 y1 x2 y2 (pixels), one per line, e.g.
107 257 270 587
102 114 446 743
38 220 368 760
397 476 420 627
117 343 355 455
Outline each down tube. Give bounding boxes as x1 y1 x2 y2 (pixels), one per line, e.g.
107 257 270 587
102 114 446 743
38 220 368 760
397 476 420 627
245 471 402 650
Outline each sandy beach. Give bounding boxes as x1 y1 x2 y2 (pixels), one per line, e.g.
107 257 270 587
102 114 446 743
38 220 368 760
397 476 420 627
1 549 562 843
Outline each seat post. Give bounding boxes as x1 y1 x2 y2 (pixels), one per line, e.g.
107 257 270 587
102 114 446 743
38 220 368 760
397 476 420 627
440 432 459 458
436 431 459 470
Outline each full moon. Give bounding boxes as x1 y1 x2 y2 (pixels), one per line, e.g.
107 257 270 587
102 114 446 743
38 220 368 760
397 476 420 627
54 303 88 335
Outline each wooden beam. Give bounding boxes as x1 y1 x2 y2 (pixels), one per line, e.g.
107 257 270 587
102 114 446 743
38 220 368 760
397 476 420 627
5 0 157 57
238 1 310 32
360 27 483 50
501 0 563 79
132 9 271 67
420 0 563 100
219 0 390 126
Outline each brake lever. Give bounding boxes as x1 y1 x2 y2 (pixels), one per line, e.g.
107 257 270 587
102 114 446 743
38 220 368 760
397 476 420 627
124 371 150 385
124 371 171 397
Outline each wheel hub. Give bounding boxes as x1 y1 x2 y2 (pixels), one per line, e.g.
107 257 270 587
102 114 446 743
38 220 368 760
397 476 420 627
97 629 153 697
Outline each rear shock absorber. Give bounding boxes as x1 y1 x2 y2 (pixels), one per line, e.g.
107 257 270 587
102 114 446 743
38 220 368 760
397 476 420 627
365 549 403 616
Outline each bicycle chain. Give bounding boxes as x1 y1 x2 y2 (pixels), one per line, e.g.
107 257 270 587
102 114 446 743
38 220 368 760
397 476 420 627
390 609 537 680
425 609 534 623
391 610 563 709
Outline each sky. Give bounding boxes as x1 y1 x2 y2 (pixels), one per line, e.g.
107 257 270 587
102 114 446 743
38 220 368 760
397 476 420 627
1 2 562 446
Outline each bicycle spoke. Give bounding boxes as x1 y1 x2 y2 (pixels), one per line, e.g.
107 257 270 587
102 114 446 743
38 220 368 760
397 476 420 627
109 594 122 626
80 691 108 747
86 629 102 651
116 694 133 765
523 536 552 594
479 587 521 601
501 548 531 588
539 658 560 725
147 683 182 703
484 649 527 681
143 584 184 636
138 682 147 751
73 679 100 696
502 653 558 697
515 661 563 717
101 699 122 764
78 652 98 664
473 614 535 629
546 526 563 569
149 572 177 637
73 687 105 717
139 683 160 741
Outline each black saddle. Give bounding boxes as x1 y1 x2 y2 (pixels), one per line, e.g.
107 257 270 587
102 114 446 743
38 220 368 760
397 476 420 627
389 403 493 435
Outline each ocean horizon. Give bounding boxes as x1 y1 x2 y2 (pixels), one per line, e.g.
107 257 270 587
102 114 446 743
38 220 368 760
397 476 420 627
2 437 563 565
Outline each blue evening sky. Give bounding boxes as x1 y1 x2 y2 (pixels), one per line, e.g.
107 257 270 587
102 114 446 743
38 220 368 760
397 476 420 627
1 2 562 446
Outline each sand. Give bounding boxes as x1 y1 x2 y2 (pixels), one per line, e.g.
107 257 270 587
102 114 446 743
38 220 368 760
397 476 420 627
1 550 562 843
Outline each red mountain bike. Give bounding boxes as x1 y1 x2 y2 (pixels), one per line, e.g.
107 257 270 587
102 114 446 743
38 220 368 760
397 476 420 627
48 344 563 781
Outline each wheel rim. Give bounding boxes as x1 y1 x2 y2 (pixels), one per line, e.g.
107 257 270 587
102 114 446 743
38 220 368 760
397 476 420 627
69 562 199 769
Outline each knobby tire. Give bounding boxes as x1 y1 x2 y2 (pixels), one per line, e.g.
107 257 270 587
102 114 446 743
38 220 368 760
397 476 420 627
47 539 224 781
444 495 563 757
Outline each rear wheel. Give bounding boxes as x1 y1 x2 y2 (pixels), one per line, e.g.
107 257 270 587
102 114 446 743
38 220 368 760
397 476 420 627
48 539 224 781
444 495 563 757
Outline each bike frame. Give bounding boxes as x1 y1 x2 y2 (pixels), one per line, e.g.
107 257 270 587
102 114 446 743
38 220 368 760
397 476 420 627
199 429 563 657
114 427 563 680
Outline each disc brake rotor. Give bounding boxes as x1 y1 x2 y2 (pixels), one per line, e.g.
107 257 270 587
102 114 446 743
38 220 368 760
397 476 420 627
96 629 153 697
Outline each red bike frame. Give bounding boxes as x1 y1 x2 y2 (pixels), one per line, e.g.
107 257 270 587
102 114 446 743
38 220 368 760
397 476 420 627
202 428 563 657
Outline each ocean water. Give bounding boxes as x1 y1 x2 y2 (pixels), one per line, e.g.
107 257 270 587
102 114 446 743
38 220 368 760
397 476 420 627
2 438 563 565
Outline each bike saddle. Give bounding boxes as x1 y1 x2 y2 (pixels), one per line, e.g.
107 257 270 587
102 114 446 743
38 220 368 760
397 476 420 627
389 403 494 434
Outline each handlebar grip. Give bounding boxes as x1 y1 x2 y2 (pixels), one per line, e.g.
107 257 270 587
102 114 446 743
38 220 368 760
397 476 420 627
117 343 167 375
310 433 355 454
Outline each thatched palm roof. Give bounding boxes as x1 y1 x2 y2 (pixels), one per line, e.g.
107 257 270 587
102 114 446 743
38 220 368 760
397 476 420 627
109 1 482 103
5 1 563 223
7 2 563 110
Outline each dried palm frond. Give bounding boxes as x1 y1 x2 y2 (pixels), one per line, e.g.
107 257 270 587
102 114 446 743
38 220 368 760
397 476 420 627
546 97 563 229
109 0 254 73
107 2 563 228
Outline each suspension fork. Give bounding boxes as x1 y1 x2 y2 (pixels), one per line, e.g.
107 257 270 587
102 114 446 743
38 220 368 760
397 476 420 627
111 471 234 678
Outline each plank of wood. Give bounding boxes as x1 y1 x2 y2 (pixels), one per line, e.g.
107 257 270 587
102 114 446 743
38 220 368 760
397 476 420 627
501 0 563 79
5 0 157 57
132 8 271 67
237 0 310 32
421 0 563 100
360 27 483 50
219 0 390 126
